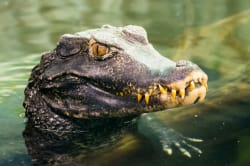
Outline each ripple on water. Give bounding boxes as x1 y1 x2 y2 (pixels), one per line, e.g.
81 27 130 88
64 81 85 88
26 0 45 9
0 54 40 101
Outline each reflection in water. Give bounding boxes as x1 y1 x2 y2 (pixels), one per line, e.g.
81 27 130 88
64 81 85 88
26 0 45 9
0 0 250 165
0 54 39 102
23 118 136 166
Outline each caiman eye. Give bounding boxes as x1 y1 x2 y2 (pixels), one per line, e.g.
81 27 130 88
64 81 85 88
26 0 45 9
91 43 109 57
88 38 117 60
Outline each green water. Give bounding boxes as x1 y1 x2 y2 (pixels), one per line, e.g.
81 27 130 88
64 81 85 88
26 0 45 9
0 0 250 165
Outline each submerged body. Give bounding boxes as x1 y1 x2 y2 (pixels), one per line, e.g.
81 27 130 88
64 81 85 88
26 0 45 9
23 25 208 164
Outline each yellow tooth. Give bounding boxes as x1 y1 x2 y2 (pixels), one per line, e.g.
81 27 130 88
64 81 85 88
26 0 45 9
189 81 195 90
145 93 150 105
153 84 157 91
179 89 185 99
148 89 154 95
137 93 142 102
203 83 208 90
159 84 167 94
197 77 209 90
206 83 208 90
171 89 176 99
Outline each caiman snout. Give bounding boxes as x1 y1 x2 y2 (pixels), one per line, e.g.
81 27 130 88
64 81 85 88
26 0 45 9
159 64 208 108
133 59 208 109
160 60 208 108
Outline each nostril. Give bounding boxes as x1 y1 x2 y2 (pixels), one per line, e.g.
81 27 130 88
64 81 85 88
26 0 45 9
176 60 192 67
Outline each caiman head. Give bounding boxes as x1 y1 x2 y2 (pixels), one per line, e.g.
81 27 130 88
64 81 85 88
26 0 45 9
24 25 208 119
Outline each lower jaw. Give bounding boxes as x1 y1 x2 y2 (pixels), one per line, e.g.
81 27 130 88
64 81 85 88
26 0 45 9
159 86 207 108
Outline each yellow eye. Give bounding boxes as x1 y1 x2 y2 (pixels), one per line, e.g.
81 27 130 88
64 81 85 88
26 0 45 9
91 43 108 57
88 38 118 60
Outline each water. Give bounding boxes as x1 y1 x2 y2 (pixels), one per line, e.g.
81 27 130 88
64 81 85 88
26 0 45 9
0 0 250 165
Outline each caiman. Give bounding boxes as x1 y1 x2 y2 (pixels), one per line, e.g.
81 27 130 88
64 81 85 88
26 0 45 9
23 25 208 163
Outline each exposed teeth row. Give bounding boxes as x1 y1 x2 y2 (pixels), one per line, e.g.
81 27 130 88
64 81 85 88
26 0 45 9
136 80 208 105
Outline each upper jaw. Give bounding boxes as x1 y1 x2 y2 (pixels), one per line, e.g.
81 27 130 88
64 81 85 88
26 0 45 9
158 69 208 107
83 61 208 114
124 65 208 110
89 66 208 116
41 68 208 119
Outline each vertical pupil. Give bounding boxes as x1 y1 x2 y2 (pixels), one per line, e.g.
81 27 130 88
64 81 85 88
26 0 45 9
91 43 108 57
97 44 107 56
95 44 99 55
